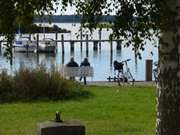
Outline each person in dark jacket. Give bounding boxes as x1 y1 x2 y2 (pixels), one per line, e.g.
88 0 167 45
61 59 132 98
79 57 90 84
66 57 79 80
66 57 79 67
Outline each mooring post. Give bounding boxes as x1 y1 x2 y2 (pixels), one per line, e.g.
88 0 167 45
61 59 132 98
99 29 102 50
62 52 65 65
36 34 39 53
86 34 89 57
10 41 13 66
61 34 64 55
110 40 113 53
116 40 122 50
55 32 58 47
80 30 83 52
93 41 98 51
145 59 153 81
70 41 75 56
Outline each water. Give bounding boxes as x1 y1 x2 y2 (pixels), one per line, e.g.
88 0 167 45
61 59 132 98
0 23 158 81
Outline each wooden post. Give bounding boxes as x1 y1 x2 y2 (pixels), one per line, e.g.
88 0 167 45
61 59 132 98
70 41 75 56
80 30 83 52
93 41 98 51
110 40 113 53
145 59 153 81
36 34 39 64
61 35 64 55
86 34 89 57
116 40 122 50
55 32 58 47
99 29 102 50
36 34 39 53
62 52 65 65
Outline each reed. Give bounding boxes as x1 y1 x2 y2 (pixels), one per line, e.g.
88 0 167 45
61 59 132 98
0 65 88 102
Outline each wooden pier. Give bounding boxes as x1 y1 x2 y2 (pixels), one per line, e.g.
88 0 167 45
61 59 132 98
0 33 122 59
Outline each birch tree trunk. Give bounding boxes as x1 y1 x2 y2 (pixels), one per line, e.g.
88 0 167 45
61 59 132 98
156 0 180 135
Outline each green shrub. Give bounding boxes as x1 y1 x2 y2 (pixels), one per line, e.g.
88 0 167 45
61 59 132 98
0 66 88 102
0 71 15 102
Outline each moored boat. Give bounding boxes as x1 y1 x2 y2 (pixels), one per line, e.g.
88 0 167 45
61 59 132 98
38 38 57 53
14 36 37 52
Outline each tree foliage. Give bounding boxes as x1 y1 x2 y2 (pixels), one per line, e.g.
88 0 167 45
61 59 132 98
0 0 179 135
73 0 160 58
0 0 58 60
0 0 164 59
59 0 163 58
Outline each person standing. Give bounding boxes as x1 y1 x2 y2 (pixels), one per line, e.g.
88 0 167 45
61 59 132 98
79 57 90 85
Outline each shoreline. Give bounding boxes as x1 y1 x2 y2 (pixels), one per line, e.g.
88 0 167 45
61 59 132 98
83 81 156 87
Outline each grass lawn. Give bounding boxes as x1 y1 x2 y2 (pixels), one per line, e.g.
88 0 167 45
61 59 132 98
0 86 156 135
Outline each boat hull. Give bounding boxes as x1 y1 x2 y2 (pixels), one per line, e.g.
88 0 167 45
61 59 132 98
14 45 36 52
38 45 56 53
38 39 57 53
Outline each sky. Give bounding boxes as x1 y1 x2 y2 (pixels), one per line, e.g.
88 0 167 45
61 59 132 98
53 2 77 15
53 1 116 15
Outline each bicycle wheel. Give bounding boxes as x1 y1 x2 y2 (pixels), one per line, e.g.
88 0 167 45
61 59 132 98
127 77 135 85
124 71 135 86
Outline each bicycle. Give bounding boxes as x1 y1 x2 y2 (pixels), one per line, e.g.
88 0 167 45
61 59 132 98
113 59 135 86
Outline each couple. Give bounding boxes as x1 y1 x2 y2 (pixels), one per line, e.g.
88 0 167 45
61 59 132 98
66 57 90 84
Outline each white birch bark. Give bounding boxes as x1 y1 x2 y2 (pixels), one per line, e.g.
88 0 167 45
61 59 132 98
156 0 180 135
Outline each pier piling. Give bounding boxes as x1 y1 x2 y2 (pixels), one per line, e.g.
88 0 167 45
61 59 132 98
80 30 83 52
99 29 102 50
61 35 64 55
55 32 58 47
36 34 39 53
93 41 98 51
86 34 89 57
70 41 75 55
116 40 122 50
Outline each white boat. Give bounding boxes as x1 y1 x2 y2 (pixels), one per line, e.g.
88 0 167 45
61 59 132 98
38 38 57 53
14 36 37 52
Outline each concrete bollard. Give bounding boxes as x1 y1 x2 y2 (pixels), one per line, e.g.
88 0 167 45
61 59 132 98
37 112 85 135
145 59 153 81
37 121 85 135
